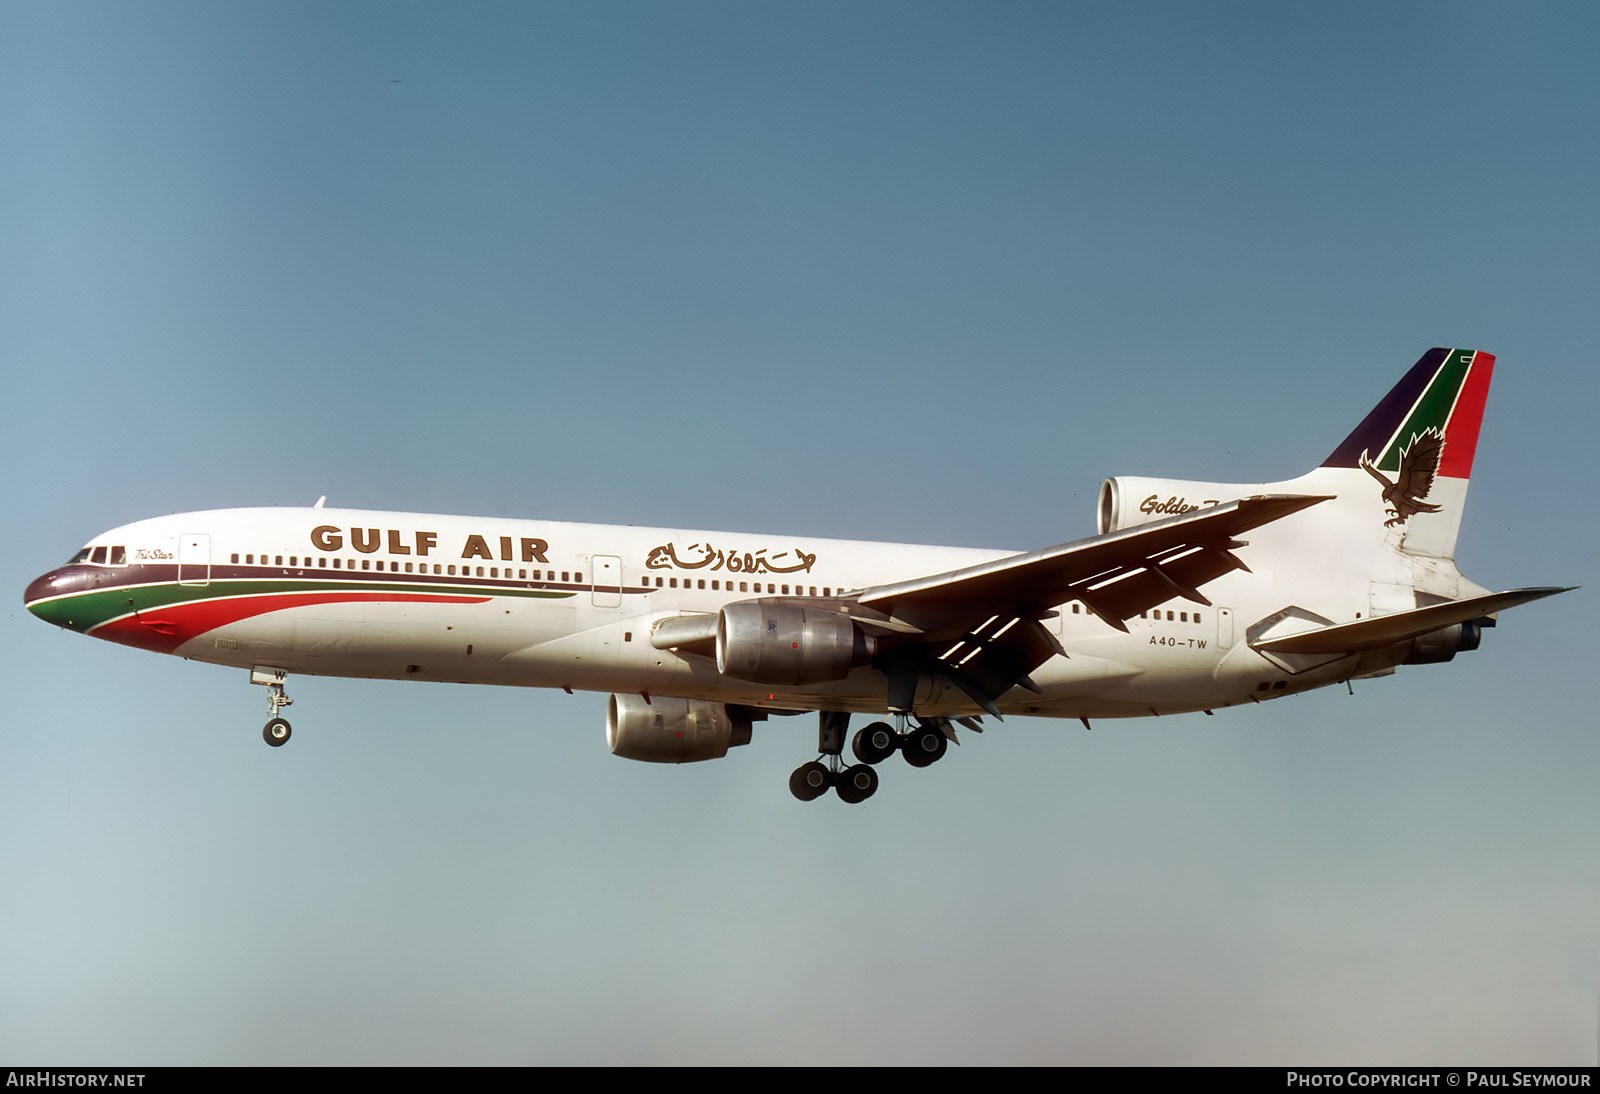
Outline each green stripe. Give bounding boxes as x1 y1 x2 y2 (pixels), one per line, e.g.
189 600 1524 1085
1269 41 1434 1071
1375 349 1473 471
30 578 578 633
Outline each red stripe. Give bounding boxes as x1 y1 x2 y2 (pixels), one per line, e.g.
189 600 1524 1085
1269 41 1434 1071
91 591 490 654
1438 351 1494 479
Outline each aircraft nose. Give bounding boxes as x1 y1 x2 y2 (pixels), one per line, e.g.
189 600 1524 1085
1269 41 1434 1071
24 567 96 626
25 569 60 613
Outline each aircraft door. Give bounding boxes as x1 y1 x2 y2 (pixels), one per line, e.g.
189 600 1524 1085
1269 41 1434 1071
178 533 210 586
591 555 622 608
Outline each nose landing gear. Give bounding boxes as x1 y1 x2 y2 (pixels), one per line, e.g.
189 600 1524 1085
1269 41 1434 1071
252 666 294 748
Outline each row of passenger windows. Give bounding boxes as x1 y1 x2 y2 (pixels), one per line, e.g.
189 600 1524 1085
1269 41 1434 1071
230 553 581 582
650 576 834 596
227 552 839 594
1068 602 1203 624
222 554 1197 614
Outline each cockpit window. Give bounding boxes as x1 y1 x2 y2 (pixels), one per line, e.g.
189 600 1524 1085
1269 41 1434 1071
110 546 126 565
90 546 108 564
69 548 93 565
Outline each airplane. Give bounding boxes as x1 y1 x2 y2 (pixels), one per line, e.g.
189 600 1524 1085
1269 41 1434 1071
24 348 1571 803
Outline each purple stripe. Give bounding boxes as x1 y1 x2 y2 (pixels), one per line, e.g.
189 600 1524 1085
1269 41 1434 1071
1322 348 1449 468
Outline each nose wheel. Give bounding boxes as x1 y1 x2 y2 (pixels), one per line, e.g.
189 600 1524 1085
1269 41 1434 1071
252 665 295 748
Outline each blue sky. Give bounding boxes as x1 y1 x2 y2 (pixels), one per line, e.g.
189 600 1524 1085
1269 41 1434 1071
3 1 1595 1064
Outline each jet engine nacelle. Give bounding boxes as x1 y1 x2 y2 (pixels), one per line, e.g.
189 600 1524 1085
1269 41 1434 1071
1402 621 1482 665
1098 476 1256 534
606 693 753 764
716 600 875 686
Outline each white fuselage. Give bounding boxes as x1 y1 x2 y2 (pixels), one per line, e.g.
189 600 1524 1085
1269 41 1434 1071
29 464 1470 721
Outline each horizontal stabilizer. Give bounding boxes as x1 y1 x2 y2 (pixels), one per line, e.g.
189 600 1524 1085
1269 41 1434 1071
1253 587 1574 655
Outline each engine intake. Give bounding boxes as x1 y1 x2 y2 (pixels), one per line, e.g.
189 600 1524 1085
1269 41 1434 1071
716 601 875 686
606 694 753 764
1098 476 1248 534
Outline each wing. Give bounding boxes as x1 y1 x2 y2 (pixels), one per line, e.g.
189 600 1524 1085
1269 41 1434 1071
650 494 1330 717
844 494 1331 714
855 494 1328 630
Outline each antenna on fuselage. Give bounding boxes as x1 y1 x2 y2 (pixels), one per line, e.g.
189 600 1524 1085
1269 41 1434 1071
313 495 326 509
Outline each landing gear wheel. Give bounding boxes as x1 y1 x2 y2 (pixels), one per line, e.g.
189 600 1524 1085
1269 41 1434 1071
834 764 879 804
852 721 900 765
903 724 947 768
789 761 831 802
263 718 292 747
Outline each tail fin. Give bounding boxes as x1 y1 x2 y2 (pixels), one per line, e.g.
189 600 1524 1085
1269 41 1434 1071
1321 348 1495 559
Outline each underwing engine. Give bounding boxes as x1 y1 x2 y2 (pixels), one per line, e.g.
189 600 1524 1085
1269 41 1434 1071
606 694 754 763
715 601 876 686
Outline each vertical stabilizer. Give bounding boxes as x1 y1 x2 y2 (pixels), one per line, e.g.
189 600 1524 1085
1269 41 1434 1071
1322 348 1495 559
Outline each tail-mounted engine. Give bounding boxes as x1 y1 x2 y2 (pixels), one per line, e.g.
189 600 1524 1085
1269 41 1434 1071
1098 476 1253 534
715 601 876 686
606 694 754 764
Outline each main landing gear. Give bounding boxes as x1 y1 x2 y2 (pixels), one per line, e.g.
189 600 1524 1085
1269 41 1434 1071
252 666 293 748
788 711 954 804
